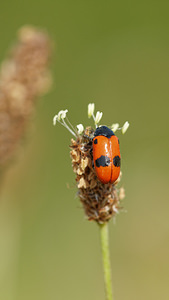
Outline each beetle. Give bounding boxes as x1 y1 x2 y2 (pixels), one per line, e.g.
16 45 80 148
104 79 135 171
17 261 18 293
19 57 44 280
92 126 121 184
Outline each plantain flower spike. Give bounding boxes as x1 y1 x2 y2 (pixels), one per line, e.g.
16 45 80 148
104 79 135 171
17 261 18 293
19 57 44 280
53 104 129 223
0 25 52 167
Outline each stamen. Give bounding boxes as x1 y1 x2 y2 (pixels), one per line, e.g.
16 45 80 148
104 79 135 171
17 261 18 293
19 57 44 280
88 103 95 118
122 121 129 134
76 124 84 134
66 116 78 135
95 111 103 125
53 109 77 137
111 123 119 132
62 118 77 137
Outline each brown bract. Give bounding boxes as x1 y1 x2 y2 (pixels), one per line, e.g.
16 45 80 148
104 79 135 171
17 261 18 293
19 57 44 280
0 26 52 166
70 127 124 223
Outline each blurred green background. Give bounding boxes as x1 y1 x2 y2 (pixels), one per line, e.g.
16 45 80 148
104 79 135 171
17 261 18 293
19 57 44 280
0 1 169 299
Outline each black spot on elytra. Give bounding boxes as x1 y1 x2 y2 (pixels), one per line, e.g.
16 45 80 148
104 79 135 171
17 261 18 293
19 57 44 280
94 138 98 144
113 155 121 167
95 155 110 167
118 138 120 144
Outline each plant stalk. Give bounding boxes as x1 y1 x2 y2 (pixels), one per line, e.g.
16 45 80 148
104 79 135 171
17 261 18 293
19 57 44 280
99 222 113 300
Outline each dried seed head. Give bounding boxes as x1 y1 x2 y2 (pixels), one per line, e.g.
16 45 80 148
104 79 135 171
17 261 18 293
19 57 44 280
0 25 52 166
70 127 122 223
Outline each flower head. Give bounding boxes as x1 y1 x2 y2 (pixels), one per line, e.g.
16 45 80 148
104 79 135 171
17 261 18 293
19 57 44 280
53 103 129 223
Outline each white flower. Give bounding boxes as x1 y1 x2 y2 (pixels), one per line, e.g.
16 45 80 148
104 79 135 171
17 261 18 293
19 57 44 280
122 121 129 134
76 124 84 134
111 123 119 132
95 111 103 125
88 103 95 118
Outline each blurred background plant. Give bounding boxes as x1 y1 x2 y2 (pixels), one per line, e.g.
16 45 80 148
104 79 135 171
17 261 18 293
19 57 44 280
0 25 52 173
0 1 169 300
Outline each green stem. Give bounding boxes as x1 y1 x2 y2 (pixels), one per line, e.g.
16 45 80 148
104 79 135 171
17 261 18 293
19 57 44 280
99 222 113 300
